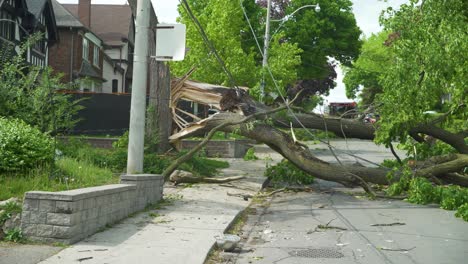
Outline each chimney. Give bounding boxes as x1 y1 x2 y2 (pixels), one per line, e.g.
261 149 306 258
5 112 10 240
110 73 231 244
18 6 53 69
78 0 91 28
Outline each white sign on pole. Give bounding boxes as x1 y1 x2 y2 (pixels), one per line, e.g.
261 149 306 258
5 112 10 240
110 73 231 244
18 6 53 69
155 23 186 61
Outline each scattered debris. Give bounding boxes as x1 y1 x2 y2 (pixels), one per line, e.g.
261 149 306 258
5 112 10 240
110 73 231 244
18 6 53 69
170 170 244 185
263 229 273 234
215 234 241 252
227 192 253 201
77 257 93 262
317 224 347 231
379 246 416 252
370 222 405 227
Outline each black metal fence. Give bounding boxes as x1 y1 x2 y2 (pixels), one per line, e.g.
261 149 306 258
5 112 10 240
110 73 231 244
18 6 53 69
68 93 132 136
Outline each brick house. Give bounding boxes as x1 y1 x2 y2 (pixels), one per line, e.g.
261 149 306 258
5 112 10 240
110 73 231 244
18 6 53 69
0 0 58 67
48 0 105 92
62 0 135 93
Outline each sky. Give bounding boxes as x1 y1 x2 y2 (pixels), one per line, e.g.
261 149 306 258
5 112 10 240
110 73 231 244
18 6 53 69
58 0 409 103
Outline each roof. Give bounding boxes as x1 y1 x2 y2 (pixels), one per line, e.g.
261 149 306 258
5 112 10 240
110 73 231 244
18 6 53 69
25 0 58 43
63 4 133 46
25 0 47 18
78 60 105 81
51 0 84 28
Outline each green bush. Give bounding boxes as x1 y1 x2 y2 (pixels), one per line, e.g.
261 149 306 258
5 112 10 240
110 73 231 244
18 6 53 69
455 203 468 221
407 177 440 204
0 201 22 225
243 147 258 161
265 159 314 185
0 118 53 171
1 35 83 134
438 185 468 210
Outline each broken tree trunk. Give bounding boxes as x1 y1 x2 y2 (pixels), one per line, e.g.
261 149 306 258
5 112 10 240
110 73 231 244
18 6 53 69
167 80 468 188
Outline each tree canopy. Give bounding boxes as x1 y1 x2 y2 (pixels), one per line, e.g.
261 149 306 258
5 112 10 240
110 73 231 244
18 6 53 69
171 0 362 103
343 31 391 106
375 0 467 147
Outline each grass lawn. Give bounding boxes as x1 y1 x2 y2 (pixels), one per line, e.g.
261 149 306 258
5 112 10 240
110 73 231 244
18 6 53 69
0 158 118 201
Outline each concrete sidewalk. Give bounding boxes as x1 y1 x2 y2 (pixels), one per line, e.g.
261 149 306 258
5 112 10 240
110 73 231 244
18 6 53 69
37 158 275 264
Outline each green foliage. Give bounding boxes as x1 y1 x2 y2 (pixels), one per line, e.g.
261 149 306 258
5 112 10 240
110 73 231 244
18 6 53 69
0 201 22 225
0 158 118 201
265 159 314 185
398 140 456 161
384 161 468 221
173 0 259 87
0 118 54 172
407 177 440 204
284 128 335 142
4 228 23 243
59 138 229 177
177 152 230 177
112 131 129 149
343 31 391 105
385 165 412 196
438 185 468 210
243 147 258 161
455 203 468 221
0 39 83 134
376 0 467 146
282 0 362 79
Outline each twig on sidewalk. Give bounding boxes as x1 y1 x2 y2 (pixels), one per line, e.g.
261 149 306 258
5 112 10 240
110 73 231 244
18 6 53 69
370 222 405 227
379 246 416 252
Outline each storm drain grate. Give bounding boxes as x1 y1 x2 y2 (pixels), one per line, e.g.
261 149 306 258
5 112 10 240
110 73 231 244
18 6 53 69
288 248 344 258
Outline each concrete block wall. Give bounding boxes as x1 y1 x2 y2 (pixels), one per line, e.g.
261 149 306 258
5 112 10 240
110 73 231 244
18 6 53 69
179 140 253 158
20 174 163 244
120 174 164 211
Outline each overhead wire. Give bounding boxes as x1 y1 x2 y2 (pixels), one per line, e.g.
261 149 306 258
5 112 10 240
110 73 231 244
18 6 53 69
180 0 385 171
238 0 386 169
179 0 240 92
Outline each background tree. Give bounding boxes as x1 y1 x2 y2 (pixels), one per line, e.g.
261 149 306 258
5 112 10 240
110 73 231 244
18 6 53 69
172 0 361 105
281 0 361 94
343 31 392 106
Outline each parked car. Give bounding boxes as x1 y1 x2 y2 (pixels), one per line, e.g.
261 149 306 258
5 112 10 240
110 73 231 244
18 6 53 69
364 113 380 124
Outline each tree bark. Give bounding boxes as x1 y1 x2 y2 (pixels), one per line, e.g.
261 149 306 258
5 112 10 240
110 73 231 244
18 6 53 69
166 80 468 188
170 111 468 188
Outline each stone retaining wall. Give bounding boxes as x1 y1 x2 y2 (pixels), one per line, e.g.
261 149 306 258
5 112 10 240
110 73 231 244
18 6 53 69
20 174 163 244
178 140 253 158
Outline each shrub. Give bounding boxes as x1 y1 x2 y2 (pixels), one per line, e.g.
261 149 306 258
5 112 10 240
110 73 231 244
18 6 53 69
0 201 22 225
0 118 53 171
265 159 314 185
243 147 258 161
455 203 468 221
0 36 83 134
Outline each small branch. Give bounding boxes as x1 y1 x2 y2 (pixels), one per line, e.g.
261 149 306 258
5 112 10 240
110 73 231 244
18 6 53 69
379 246 416 252
389 142 403 165
370 222 405 227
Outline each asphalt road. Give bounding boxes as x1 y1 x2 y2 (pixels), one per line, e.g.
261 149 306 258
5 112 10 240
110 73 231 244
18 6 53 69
218 140 468 264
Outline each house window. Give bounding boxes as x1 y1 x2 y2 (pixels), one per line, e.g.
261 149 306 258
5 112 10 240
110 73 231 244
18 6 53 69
82 38 89 61
0 9 15 41
93 45 99 67
112 79 118 93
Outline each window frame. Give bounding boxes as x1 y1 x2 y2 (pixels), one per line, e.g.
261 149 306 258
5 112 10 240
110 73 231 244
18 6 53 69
82 38 89 61
93 45 99 67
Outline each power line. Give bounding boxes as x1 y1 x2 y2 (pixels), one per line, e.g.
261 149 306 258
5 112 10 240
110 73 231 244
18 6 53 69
179 0 240 91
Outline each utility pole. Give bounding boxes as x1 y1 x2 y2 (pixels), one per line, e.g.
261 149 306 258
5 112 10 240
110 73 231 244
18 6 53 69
127 0 150 173
261 0 271 103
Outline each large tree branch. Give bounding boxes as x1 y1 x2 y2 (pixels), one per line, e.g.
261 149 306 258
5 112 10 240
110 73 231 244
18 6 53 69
410 124 468 154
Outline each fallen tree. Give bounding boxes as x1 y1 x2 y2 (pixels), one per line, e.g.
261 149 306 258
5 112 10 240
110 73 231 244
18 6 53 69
164 79 468 190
